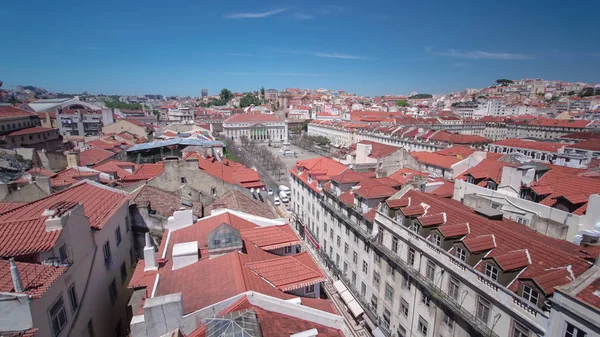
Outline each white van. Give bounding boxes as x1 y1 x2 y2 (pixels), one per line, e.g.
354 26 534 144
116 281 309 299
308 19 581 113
279 185 291 196
273 196 280 206
279 191 289 203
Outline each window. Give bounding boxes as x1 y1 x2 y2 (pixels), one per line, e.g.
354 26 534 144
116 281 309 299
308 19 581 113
455 247 466 261
444 311 454 329
59 244 68 263
421 291 431 307
68 284 78 312
180 177 187 184
344 243 349 254
351 271 357 286
382 308 391 331
484 264 499 281
343 261 348 275
336 253 340 267
517 217 528 225
305 284 315 293
284 246 292 254
362 260 368 274
400 298 409 317
345 227 350 235
476 296 491 324
512 321 530 337
370 295 378 311
426 261 435 281
402 273 411 290
353 251 358 264
115 226 122 246
448 276 460 301
364 241 370 253
373 271 380 288
431 234 441 246
385 283 393 303
49 296 67 336
324 222 328 233
522 285 539 306
565 322 586 337
392 237 399 253
361 282 366 297
387 264 395 280
407 248 415 266
330 229 334 239
211 187 217 196
108 279 118 305
103 241 111 263
418 316 428 336
120 262 127 284
411 221 419 233
336 235 341 247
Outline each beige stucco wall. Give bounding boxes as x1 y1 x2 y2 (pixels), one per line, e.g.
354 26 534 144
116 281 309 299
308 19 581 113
103 120 148 139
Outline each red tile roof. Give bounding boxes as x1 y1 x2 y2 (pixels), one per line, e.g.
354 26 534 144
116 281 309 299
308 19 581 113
131 211 334 316
51 168 100 188
386 198 410 209
435 146 475 158
0 260 67 298
528 118 592 129
92 160 137 179
386 190 592 293
400 205 425 216
527 268 573 295
530 169 600 215
240 226 301 250
460 158 517 183
245 252 326 292
492 250 531 271
566 139 600 152
121 162 164 182
354 179 398 199
358 140 402 158
79 148 116 166
410 151 462 170
0 181 127 257
418 213 446 227
290 157 347 193
26 167 57 178
429 180 455 198
0 202 25 213
438 223 469 238
575 276 600 308
8 127 55 136
205 190 278 219
388 168 429 185
224 113 283 123
184 153 264 188
0 106 34 118
429 130 491 145
130 185 203 218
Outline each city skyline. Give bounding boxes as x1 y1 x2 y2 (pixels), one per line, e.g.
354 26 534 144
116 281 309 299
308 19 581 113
1 0 599 96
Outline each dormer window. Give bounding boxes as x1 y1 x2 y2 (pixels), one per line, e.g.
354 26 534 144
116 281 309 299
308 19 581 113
455 247 466 261
522 285 540 306
317 181 322 189
308 175 312 183
430 234 441 247
484 264 499 281
466 175 475 184
411 219 420 233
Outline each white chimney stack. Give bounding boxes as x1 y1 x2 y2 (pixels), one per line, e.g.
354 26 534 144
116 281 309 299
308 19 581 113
143 233 158 271
172 241 199 270
290 329 318 337
9 258 23 293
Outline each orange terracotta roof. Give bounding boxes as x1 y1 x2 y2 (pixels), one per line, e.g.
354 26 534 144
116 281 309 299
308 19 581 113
435 146 475 158
411 151 462 170
26 167 57 178
245 252 326 292
357 140 402 158
0 260 67 298
50 168 100 188
0 105 34 118
79 148 116 166
492 249 531 271
121 162 164 182
240 226 301 250
492 139 564 153
8 126 55 136
531 169 600 215
92 160 137 179
0 181 127 257
205 190 278 219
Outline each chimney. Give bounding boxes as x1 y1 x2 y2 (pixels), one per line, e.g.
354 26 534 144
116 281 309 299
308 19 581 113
172 241 199 270
166 209 194 231
43 208 65 231
66 152 80 168
44 111 51 127
9 258 23 293
290 329 318 337
143 233 158 271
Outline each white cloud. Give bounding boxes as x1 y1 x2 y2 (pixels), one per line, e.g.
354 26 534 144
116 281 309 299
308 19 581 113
427 47 534 60
224 8 289 19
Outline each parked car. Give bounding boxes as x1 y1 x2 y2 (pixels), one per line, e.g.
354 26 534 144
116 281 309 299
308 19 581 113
274 196 280 206
267 188 274 195
279 185 291 196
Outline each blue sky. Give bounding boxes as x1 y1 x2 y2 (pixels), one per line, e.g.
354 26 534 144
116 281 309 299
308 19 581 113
1 0 599 96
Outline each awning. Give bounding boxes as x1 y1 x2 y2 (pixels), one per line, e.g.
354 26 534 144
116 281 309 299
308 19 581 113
333 280 347 294
372 328 386 337
347 299 364 318
304 228 320 249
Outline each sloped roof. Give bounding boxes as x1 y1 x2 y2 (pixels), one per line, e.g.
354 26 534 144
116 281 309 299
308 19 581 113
92 160 137 179
290 157 347 193
245 252 326 292
8 127 55 136
435 146 475 158
0 105 35 119
386 190 592 293
357 140 402 158
131 185 203 217
491 139 564 153
79 148 116 166
410 151 462 170
531 169 600 215
205 190 278 219
0 260 67 298
121 162 164 182
460 158 517 184
225 113 283 123
0 181 128 257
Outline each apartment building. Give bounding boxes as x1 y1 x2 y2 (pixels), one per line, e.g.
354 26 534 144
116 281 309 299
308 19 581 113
0 181 134 337
56 109 115 136
127 208 344 337
290 156 598 337
0 105 42 136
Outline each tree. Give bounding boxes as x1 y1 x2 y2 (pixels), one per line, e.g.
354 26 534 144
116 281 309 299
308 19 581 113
219 88 233 103
301 119 312 132
495 79 514 85
240 94 261 108
260 87 265 99
396 100 409 107
408 94 433 99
